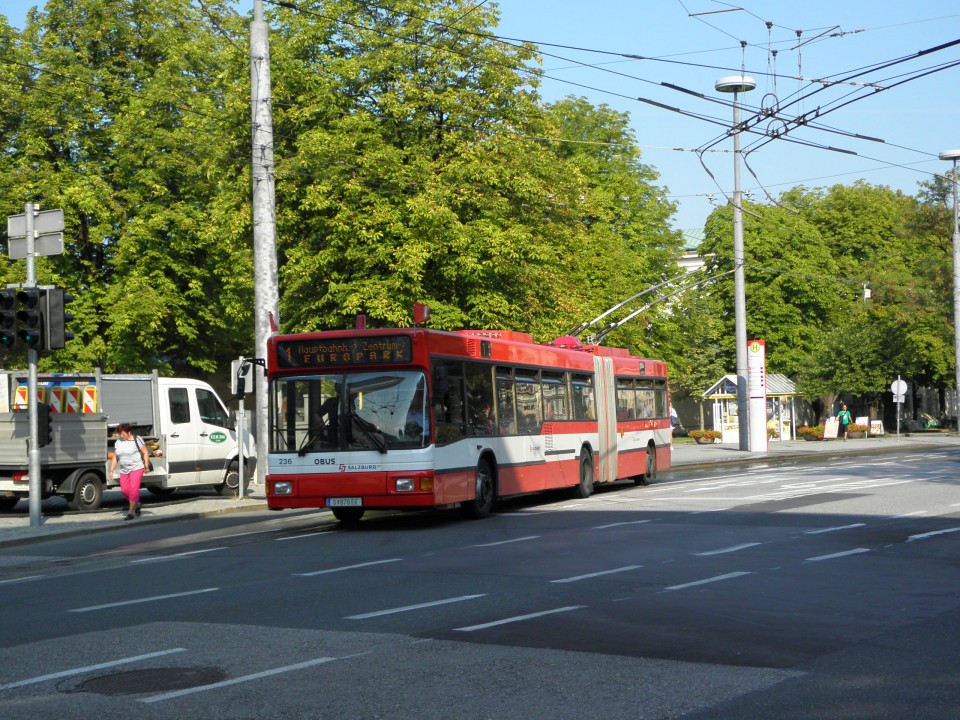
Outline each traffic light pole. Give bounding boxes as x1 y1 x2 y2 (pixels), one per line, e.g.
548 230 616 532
23 204 41 527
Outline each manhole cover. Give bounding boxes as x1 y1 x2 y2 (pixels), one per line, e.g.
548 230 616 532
79 666 228 695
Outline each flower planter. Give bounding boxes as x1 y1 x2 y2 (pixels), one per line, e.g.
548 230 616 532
847 431 866 439
695 437 716 445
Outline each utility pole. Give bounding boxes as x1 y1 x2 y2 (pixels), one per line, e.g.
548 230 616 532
250 0 280 482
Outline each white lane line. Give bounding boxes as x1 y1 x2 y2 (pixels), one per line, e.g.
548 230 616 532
471 535 539 548
276 531 334 541
0 574 46 586
805 523 866 534
664 571 752 591
694 543 760 556
0 649 187 691
593 520 650 529
140 656 338 703
70 588 219 613
455 606 585 632
551 565 642 584
295 559 402 577
346 594 486 619
805 548 871 562
885 511 927 520
907 527 960 542
130 547 226 564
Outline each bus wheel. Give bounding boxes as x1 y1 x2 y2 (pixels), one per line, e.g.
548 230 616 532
466 458 495 519
635 444 657 486
68 472 103 512
332 507 364 525
0 496 19 512
573 453 594 498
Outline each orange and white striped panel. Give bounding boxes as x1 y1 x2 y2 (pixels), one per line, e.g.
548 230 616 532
48 386 65 413
64 386 81 414
82 385 97 413
13 385 28 410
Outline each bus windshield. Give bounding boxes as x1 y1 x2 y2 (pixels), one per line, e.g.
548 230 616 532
271 371 430 454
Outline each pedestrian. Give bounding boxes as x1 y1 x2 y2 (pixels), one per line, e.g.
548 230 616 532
837 403 853 441
109 423 151 520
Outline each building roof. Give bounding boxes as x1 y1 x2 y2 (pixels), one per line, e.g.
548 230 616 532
703 373 797 398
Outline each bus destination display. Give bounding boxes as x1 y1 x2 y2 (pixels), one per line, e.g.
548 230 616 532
277 335 413 368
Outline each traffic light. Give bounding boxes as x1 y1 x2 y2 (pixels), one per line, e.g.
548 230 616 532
0 288 17 353
44 287 74 350
37 402 52 448
16 288 44 350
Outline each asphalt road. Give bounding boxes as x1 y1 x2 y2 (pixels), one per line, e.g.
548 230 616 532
0 443 958 719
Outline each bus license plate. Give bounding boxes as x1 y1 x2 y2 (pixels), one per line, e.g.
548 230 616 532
327 497 362 507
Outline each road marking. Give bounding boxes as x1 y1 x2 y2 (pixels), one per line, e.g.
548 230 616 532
455 606 585 632
551 565 642 583
472 535 539 548
593 520 650 529
0 649 187 691
907 527 960 542
694 543 760 556
0 574 46 586
805 548 871 562
70 588 219 613
295 559 402 576
805 523 866 534
276 531 334 541
141 656 338 703
665 571 752 591
130 547 226 563
346 594 486 619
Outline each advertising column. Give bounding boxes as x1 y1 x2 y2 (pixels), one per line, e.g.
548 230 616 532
748 339 768 453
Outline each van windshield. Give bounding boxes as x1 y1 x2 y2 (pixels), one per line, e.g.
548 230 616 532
270 371 431 454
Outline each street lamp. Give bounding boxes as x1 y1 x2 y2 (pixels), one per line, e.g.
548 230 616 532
940 148 960 429
716 75 756 451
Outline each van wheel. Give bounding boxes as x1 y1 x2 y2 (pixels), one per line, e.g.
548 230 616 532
67 473 103 512
217 460 240 496
572 453 594 498
465 458 495 519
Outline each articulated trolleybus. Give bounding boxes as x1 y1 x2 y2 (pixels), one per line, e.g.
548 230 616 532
266 327 672 523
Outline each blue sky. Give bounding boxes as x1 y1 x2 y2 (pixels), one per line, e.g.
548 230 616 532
4 1 960 231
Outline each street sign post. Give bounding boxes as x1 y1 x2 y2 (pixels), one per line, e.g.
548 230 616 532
891 377 907 437
7 208 64 259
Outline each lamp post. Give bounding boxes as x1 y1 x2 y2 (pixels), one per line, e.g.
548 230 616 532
941 149 960 429
716 76 756 451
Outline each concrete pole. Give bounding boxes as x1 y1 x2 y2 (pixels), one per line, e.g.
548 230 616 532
716 76 756 451
250 0 280 483
941 150 960 429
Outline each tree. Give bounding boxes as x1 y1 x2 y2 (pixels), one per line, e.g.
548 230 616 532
2 0 253 376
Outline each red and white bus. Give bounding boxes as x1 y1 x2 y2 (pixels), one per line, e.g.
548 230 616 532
265 327 672 523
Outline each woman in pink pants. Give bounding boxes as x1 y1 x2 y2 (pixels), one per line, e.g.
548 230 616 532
108 423 151 521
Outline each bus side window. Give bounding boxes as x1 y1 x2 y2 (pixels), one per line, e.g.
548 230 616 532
465 362 495 435
496 368 516 435
432 359 466 445
541 371 567 421
571 374 595 421
655 379 668 418
616 378 636 421
515 371 541 434
637 379 655 419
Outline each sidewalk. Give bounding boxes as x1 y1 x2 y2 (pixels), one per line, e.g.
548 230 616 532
0 432 956 548
671 431 960 469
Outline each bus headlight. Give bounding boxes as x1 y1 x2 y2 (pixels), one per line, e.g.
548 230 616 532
395 478 415 492
273 481 293 495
